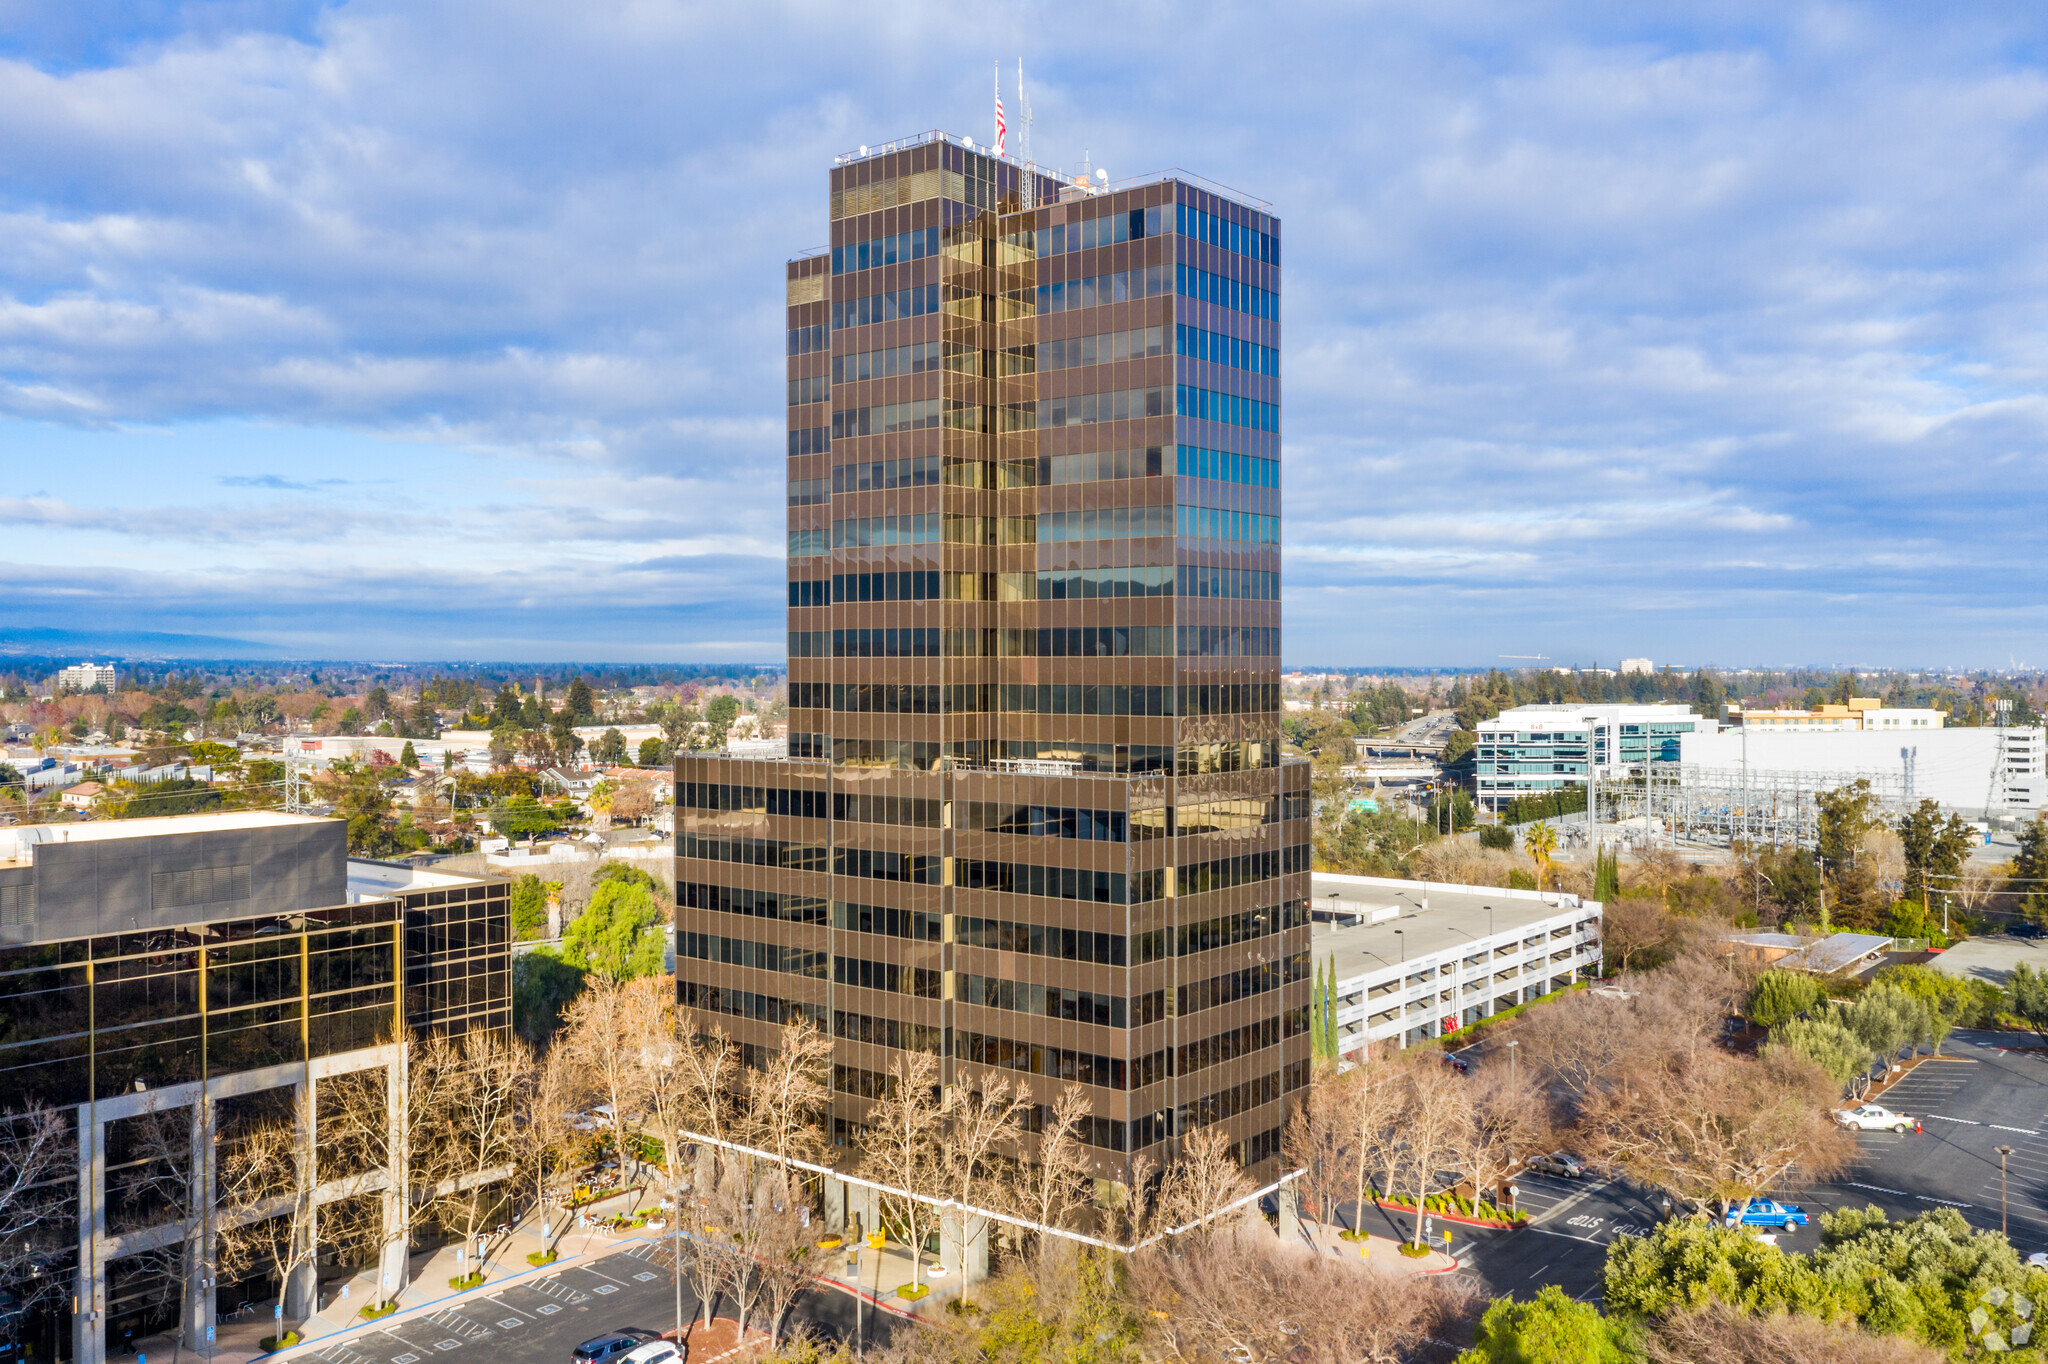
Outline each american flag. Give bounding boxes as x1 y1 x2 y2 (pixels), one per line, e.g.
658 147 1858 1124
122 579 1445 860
994 66 1006 156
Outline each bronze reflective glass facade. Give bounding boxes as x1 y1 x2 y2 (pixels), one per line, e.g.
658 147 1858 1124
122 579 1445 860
0 901 402 1110
680 135 1310 1180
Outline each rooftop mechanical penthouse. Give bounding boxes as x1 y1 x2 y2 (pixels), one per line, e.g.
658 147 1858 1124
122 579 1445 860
677 131 1310 1183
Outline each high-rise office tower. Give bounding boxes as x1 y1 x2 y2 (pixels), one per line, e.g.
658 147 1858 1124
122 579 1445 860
677 133 1309 1184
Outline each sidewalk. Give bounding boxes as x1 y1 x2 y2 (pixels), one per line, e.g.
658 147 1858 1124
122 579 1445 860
809 1235 955 1317
1293 1216 1459 1274
299 1181 660 1342
126 1181 664 1364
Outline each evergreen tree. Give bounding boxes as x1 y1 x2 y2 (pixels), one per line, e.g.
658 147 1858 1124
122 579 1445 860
1593 847 1621 901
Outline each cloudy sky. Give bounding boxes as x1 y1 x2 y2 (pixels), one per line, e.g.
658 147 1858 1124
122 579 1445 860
2 2 2046 667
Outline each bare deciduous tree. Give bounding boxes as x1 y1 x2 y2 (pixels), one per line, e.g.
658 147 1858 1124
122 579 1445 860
1600 897 1686 973
1154 1126 1253 1246
1580 1047 1853 1217
1454 1062 1555 1210
674 1147 740 1328
412 1029 534 1276
526 1044 582 1255
749 1169 818 1348
0 1103 74 1312
116 1100 206 1364
558 976 658 1181
1283 1063 1353 1228
938 1069 1024 1274
711 1162 813 1340
215 1089 318 1331
1129 1221 1464 1364
741 1016 835 1168
1391 1066 1470 1248
854 1049 946 1291
1013 1084 1093 1236
675 1020 739 1144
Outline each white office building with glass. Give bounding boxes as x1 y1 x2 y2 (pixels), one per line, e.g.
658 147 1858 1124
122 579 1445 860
1473 703 1702 813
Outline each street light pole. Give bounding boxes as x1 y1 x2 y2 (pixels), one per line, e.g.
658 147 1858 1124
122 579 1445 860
1506 1039 1518 1087
2000 1146 2014 1237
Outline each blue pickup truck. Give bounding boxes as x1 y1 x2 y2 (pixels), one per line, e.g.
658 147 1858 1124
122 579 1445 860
1723 1198 1808 1230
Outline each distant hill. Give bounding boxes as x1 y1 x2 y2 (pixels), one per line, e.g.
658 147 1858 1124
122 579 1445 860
0 625 282 659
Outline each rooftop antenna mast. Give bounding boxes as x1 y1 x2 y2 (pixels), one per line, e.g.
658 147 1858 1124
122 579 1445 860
1018 57 1032 172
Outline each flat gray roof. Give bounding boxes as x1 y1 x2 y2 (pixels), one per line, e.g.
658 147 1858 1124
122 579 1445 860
1312 872 1596 982
346 858 492 898
1928 935 2048 988
0 811 333 866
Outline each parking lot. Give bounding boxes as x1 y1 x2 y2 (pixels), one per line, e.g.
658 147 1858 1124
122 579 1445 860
1783 1029 2048 1251
289 1242 871 1364
1444 1029 2048 1304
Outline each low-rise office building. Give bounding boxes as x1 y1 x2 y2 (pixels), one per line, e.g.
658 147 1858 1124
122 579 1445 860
1473 703 1702 813
1312 872 1602 1057
1729 698 1945 732
0 813 509 1364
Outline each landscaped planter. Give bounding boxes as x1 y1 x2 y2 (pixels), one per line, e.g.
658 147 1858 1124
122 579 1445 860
260 1332 301 1352
526 1249 559 1267
815 1236 843 1250
359 1302 396 1320
1373 1195 1526 1229
896 1283 929 1301
448 1271 485 1291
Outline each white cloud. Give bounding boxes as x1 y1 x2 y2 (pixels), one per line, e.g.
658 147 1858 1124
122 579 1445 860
0 0 2045 660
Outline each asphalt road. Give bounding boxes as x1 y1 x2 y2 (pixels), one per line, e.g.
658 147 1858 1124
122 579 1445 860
292 1240 892 1364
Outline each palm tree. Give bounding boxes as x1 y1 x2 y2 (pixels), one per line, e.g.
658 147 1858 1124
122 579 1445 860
1525 820 1558 887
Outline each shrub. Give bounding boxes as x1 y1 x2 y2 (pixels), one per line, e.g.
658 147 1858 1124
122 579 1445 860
1397 1241 1432 1258
359 1302 396 1320
260 1332 300 1352
526 1249 558 1266
897 1283 931 1300
449 1271 485 1290
1479 825 1515 851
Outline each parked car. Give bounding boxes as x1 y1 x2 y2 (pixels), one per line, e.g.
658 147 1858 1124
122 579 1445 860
2029 1251 2048 1271
1524 1151 1586 1178
1441 1052 1469 1073
1834 1103 1913 1133
572 1331 661 1364
622 1343 682 1364
1723 1198 1808 1230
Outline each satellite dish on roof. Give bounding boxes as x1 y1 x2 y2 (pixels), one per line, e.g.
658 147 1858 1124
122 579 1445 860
1095 167 1108 182
858 145 869 156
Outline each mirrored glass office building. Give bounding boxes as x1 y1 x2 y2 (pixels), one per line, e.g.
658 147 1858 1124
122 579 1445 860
678 133 1309 1182
0 814 509 1364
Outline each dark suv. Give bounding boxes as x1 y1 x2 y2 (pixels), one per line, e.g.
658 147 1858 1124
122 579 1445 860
572 1331 661 1364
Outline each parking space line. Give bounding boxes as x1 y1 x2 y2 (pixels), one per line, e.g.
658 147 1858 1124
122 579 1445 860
1926 1114 1983 1126
1991 1124 2043 1135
